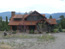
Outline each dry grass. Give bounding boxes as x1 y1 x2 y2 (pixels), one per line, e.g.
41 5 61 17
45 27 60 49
0 44 12 49
2 34 55 41
0 32 55 49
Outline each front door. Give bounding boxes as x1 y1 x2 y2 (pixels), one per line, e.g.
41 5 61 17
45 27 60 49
29 25 35 33
12 26 17 31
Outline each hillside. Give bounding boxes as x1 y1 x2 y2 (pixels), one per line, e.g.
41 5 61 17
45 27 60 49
0 12 65 20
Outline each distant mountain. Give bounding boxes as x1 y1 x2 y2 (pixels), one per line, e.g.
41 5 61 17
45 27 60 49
51 13 65 19
45 13 65 19
44 13 51 18
0 12 11 21
0 12 65 21
0 12 24 21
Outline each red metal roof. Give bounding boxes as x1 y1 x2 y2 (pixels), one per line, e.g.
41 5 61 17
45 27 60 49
8 21 38 25
12 14 28 19
13 15 23 18
46 19 57 24
8 19 57 26
8 11 57 26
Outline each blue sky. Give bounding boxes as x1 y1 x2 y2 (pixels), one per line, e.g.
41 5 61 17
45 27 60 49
0 0 65 13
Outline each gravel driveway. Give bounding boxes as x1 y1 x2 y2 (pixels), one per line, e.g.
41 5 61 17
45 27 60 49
28 33 65 49
0 33 65 49
48 33 65 49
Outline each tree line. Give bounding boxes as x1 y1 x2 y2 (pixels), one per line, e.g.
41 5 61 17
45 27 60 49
0 16 10 31
49 15 65 29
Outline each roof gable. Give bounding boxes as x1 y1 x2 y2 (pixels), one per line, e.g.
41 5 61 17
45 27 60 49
25 11 46 19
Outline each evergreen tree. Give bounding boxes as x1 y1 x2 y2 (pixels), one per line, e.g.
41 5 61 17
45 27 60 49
24 12 28 14
60 18 65 29
60 15 65 29
6 16 8 25
0 16 2 23
0 16 10 31
49 15 52 19
60 15 64 19
0 16 2 30
5 16 9 31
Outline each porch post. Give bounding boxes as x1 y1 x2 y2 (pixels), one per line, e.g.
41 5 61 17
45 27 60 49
35 26 37 30
10 26 12 30
27 26 29 30
27 26 29 33
17 26 18 30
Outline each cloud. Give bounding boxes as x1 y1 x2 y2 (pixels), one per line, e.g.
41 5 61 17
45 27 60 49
0 0 65 13
60 0 64 1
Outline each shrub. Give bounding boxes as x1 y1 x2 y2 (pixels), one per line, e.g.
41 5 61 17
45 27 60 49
53 29 58 33
46 32 49 33
29 29 34 34
12 31 16 34
58 25 63 32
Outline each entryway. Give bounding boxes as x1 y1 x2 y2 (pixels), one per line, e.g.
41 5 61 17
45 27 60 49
29 25 35 33
12 26 17 31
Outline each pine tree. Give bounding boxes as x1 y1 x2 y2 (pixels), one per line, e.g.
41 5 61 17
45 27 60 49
60 15 64 19
6 16 8 25
49 15 52 19
0 16 2 23
60 15 65 29
5 16 9 31
0 16 2 30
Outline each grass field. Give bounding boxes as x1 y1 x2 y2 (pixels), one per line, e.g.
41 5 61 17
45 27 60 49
0 31 55 49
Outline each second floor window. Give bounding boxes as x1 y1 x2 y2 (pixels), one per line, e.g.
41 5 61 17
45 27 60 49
14 18 22 21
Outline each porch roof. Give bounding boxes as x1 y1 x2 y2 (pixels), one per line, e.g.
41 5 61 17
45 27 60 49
8 21 38 25
46 19 57 24
8 19 57 26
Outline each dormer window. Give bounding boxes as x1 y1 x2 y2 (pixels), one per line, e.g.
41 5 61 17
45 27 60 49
25 18 27 21
49 20 52 23
14 18 22 21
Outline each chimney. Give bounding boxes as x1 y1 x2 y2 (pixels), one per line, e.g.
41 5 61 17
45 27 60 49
11 11 15 17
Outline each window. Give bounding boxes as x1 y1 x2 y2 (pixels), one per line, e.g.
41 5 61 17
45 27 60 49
14 18 22 21
49 20 52 23
25 18 27 21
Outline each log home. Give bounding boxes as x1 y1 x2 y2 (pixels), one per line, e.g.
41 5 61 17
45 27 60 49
8 11 57 33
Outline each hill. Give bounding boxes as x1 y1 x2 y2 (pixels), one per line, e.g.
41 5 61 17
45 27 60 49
0 12 65 20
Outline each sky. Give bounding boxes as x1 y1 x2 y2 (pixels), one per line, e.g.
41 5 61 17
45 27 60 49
0 0 65 13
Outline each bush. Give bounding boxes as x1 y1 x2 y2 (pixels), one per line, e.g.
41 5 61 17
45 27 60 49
12 31 16 34
62 29 65 32
29 29 34 34
53 29 58 33
46 32 49 33
58 25 63 32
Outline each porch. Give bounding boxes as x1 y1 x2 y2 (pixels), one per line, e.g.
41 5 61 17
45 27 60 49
10 25 36 33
